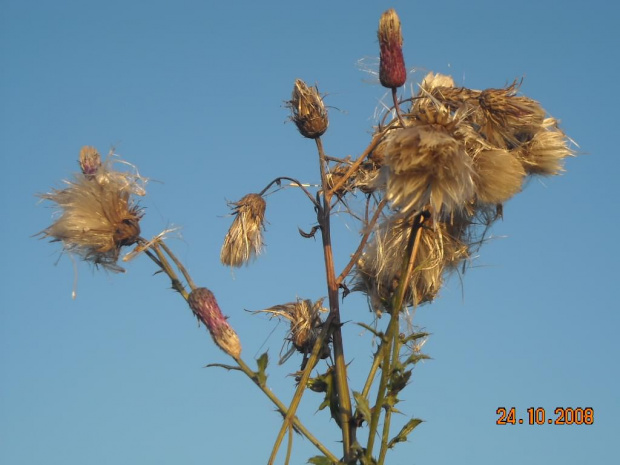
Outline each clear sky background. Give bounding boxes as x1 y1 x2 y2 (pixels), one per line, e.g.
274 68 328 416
1 1 618 464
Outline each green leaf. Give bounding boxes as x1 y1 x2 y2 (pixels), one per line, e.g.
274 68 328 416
403 353 431 366
387 418 423 448
401 331 429 344
256 352 269 386
353 391 372 425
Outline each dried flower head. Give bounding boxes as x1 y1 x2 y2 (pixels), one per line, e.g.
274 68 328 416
39 148 145 272
288 79 329 139
378 9 406 89
382 119 476 218
188 287 241 359
355 218 469 313
257 298 329 361
517 118 574 175
220 193 267 267
472 149 525 204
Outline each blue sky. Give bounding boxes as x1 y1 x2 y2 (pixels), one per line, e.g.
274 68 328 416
1 0 618 463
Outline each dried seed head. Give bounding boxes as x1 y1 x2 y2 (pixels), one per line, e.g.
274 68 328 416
188 288 241 359
378 9 406 89
475 83 546 149
39 149 145 272
220 193 267 267
355 218 469 313
383 122 476 217
472 149 525 204
288 79 329 139
517 118 574 175
258 298 329 360
79 146 101 176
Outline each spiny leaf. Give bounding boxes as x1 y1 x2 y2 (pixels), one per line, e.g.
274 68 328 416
403 353 431 366
387 418 423 449
388 368 411 395
353 391 372 425
401 332 429 344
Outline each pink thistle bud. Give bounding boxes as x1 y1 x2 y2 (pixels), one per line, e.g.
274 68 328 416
378 9 406 89
188 288 242 359
79 146 102 177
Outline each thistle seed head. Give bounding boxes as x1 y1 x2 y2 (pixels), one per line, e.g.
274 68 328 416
288 79 329 139
220 193 267 267
39 148 145 272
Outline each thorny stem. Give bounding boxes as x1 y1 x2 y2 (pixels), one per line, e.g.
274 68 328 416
361 346 384 400
316 137 354 458
365 212 426 462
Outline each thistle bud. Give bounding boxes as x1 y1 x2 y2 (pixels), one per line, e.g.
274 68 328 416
288 79 329 139
188 288 242 359
79 146 101 177
378 9 406 89
220 193 267 267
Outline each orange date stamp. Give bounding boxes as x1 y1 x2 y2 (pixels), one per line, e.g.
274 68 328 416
496 407 594 425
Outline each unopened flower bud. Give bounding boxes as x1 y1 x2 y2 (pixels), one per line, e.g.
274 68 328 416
378 9 406 89
188 288 242 359
288 79 329 139
79 146 102 177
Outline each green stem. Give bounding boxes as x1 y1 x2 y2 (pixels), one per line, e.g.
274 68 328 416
234 358 339 464
365 213 426 462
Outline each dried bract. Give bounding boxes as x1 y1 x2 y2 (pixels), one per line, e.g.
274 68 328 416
220 193 267 267
188 287 241 359
378 9 406 89
288 79 329 139
39 149 145 272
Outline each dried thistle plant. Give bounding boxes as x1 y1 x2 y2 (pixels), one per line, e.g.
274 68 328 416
36 8 577 465
220 193 267 267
